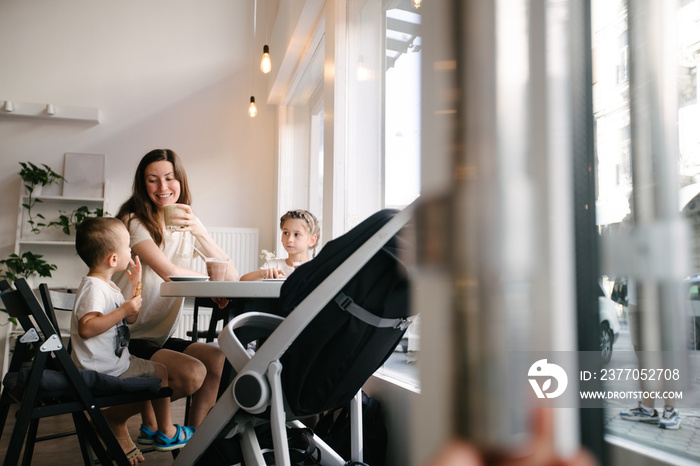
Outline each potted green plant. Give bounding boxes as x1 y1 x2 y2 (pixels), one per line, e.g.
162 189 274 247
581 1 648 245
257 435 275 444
46 206 105 235
0 251 56 326
19 162 65 196
18 162 66 234
0 251 57 331
0 251 58 285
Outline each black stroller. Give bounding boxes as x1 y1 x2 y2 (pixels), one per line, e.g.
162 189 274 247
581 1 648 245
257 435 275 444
175 205 414 466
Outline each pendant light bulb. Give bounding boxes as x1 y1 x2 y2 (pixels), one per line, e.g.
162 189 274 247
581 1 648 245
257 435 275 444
411 0 422 8
248 96 258 117
260 45 272 74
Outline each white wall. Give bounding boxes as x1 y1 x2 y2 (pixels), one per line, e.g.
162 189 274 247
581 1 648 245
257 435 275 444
0 0 279 281
364 375 420 466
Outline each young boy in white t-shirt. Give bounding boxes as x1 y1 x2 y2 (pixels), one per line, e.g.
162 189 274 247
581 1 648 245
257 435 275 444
71 217 193 462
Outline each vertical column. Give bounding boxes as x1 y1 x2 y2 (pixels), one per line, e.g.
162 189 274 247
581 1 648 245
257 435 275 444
451 0 585 455
452 0 533 450
625 0 688 390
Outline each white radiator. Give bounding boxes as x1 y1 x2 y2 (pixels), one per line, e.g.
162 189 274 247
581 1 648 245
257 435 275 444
174 306 224 340
173 227 259 340
191 227 259 276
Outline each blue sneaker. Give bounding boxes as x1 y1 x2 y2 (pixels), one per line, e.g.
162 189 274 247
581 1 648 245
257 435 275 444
137 424 157 445
153 424 195 451
619 403 659 423
658 408 682 430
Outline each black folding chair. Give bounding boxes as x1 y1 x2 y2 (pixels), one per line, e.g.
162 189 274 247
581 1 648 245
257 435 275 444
0 278 173 466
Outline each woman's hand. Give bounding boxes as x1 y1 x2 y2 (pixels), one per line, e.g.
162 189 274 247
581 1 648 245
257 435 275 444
173 204 207 237
212 297 229 309
163 205 240 281
125 255 143 299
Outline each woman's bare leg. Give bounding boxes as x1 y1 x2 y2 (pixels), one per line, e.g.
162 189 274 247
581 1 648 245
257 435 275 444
102 403 146 464
150 348 207 400
139 346 222 428
184 343 225 427
135 349 207 432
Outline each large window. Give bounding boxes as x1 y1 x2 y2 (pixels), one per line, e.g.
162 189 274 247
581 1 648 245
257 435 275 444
345 0 422 388
276 0 422 388
345 0 421 231
346 0 384 231
594 0 700 461
384 5 421 210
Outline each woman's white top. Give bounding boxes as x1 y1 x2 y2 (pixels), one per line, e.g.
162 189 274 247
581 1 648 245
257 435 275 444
114 215 203 346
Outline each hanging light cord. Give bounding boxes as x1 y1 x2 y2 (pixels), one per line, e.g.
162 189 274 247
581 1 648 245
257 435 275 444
250 0 258 95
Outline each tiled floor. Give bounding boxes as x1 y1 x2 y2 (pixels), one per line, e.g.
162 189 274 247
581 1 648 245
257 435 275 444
0 399 187 465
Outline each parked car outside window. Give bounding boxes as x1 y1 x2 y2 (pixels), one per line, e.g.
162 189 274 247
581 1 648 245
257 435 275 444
599 281 621 364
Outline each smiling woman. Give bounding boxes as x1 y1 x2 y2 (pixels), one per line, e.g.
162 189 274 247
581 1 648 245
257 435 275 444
119 150 192 248
111 148 238 444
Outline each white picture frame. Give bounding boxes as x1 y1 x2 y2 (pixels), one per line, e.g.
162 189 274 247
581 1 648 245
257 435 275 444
62 153 105 198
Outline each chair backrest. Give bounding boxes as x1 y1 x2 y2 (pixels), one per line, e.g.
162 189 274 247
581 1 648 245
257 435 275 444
0 279 35 378
1 279 65 348
0 279 11 292
0 279 34 331
277 208 410 416
38 284 75 339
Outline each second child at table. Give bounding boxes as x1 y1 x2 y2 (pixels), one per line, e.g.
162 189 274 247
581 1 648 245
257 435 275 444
241 209 320 280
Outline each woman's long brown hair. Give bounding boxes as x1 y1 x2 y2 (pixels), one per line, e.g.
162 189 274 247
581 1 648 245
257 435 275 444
116 149 192 247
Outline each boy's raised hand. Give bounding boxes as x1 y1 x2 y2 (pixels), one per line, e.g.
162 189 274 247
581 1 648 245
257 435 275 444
125 255 143 299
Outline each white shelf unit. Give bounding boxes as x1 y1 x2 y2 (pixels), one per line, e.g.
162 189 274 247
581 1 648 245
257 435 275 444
18 240 78 246
14 183 108 289
1 183 107 379
0 101 100 123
